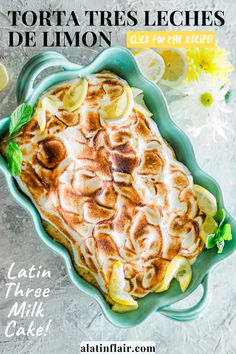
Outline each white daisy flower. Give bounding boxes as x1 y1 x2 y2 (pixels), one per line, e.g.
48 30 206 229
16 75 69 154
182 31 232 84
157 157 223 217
168 72 231 141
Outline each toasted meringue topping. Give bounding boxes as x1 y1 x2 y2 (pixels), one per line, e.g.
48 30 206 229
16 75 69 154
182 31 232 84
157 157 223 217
14 72 204 297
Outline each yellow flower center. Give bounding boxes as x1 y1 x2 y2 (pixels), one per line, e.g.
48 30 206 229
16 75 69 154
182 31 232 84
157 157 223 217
200 93 214 107
199 59 209 71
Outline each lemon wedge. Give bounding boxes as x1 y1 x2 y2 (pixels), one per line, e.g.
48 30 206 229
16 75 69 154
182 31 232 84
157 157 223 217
134 93 153 118
131 87 143 98
48 94 62 106
61 78 88 112
100 86 133 120
36 95 63 132
36 98 47 132
155 256 192 293
131 87 152 117
200 215 218 243
112 302 138 313
0 63 9 91
157 48 187 87
109 261 138 306
193 184 217 216
132 48 165 83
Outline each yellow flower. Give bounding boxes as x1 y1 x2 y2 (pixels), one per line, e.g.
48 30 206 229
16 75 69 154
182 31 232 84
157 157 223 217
185 46 234 84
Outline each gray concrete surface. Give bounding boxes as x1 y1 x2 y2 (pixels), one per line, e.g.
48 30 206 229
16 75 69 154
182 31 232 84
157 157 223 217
0 1 235 353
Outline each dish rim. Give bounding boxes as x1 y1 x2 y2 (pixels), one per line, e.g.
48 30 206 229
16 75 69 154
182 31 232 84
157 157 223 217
0 46 235 328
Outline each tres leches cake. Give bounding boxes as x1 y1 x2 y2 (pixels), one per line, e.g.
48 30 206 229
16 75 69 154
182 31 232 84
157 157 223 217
1 72 207 312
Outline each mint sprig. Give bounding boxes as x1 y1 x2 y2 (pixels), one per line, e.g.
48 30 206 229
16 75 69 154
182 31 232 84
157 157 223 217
5 103 32 176
6 142 23 176
206 209 232 253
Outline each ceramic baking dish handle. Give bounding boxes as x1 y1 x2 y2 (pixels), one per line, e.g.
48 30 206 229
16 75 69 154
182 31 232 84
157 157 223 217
16 51 81 104
158 274 210 321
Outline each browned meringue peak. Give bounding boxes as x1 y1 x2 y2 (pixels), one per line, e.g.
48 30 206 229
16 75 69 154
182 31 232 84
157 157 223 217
14 72 204 298
37 138 66 169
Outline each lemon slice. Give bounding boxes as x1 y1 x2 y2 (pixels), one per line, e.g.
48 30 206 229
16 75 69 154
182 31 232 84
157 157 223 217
131 48 150 56
109 261 138 306
112 302 138 313
61 78 88 112
132 48 165 83
193 184 217 216
0 63 9 91
200 215 218 243
100 86 134 120
157 48 187 87
155 256 192 293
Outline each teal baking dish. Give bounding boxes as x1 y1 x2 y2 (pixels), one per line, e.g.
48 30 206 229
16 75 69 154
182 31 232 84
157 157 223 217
0 47 235 328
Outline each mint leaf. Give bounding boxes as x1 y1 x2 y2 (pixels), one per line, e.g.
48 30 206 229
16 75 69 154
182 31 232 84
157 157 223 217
9 103 32 137
214 209 225 228
6 142 23 176
221 224 232 241
215 228 223 242
206 234 216 249
217 239 225 253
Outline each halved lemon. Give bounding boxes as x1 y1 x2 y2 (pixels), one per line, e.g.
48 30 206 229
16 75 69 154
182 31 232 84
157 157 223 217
155 256 192 293
0 63 9 91
61 78 88 112
131 87 152 118
200 215 218 243
193 184 217 216
157 48 187 87
112 302 138 313
99 86 134 120
132 48 165 83
109 261 138 306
